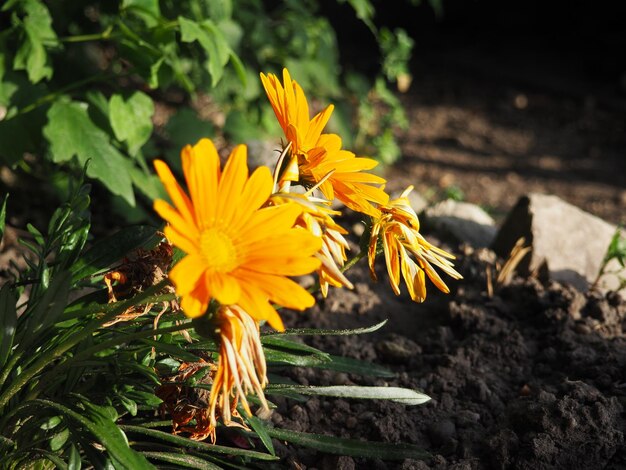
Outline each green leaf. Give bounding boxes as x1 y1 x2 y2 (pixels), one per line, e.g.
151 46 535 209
313 354 395 378
265 385 430 405
70 225 161 281
50 427 70 452
43 99 135 205
26 270 71 340
246 415 275 456
0 193 7 243
266 427 431 460
109 92 154 156
141 452 221 469
264 348 329 367
122 0 162 27
262 336 330 358
178 16 231 87
120 425 278 460
263 319 388 337
67 445 81 470
12 0 60 83
18 399 155 469
207 0 233 22
0 284 17 369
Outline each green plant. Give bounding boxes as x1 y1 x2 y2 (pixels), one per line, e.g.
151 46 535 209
0 174 435 467
593 227 626 290
0 0 415 219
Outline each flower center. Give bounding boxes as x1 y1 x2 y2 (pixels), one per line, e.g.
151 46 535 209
200 228 238 273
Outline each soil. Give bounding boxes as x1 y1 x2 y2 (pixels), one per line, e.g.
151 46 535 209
274 249 626 469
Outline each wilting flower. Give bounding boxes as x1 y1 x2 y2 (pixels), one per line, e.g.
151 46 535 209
368 186 462 301
208 305 269 429
260 69 389 216
157 306 270 442
156 359 217 441
103 240 178 326
270 192 353 296
153 138 322 331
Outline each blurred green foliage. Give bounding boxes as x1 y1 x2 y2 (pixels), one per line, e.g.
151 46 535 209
0 0 415 217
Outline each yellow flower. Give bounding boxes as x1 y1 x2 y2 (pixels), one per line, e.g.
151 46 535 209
270 192 353 297
208 305 269 429
153 138 322 331
260 69 389 216
368 186 462 301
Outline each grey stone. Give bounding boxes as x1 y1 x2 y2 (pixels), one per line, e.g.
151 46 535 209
424 199 497 248
245 139 282 171
492 193 622 292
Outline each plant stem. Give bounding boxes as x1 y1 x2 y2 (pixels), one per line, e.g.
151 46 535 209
342 250 367 273
59 25 116 43
12 73 117 118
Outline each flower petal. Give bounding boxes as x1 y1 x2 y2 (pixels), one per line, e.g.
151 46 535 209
154 160 195 225
169 254 207 296
207 272 241 305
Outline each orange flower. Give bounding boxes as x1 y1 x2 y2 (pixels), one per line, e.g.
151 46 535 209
270 192 353 297
368 186 462 301
260 68 333 157
208 305 269 429
260 69 389 216
153 138 322 331
300 136 388 217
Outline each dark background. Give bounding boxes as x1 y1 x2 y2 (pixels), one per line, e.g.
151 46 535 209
322 0 626 101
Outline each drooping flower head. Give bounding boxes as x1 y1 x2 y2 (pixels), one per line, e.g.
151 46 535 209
208 305 269 429
157 306 270 442
260 69 389 216
270 192 353 297
368 186 463 301
153 138 322 331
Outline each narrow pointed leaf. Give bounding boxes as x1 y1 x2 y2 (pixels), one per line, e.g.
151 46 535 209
246 415 275 456
267 427 431 460
262 320 387 337
16 399 154 469
119 425 278 460
265 385 430 405
141 452 221 469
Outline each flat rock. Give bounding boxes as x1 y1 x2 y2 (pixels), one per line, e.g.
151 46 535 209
492 193 623 292
423 199 497 247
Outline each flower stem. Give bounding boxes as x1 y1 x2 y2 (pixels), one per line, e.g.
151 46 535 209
342 249 367 273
